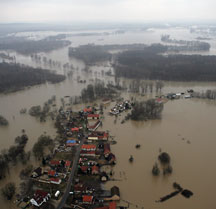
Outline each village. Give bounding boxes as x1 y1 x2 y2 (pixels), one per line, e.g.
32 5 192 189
17 99 132 209
13 88 195 209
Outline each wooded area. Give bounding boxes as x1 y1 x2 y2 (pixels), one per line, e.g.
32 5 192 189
115 44 216 81
0 63 65 93
0 36 71 54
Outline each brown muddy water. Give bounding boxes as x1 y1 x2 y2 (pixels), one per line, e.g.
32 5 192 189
1 26 216 208
102 97 216 209
1 81 216 209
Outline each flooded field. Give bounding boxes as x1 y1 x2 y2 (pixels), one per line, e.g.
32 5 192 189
0 27 216 208
103 97 216 209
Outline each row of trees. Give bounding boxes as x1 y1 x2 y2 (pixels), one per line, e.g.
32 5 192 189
0 35 71 54
161 34 210 51
0 63 66 93
125 79 164 94
192 89 216 100
81 83 117 102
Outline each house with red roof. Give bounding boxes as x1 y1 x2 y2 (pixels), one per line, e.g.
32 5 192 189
74 183 87 194
80 166 88 173
92 165 99 175
50 178 62 185
109 201 116 209
50 160 60 167
71 127 81 132
48 170 57 177
156 98 163 104
82 144 96 151
82 195 94 204
104 144 111 157
88 131 109 141
87 114 100 120
65 160 71 167
83 108 93 113
88 120 101 131
30 190 51 207
80 150 96 157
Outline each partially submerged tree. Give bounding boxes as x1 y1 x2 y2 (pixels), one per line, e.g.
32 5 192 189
131 99 164 121
158 152 171 164
0 115 9 126
1 182 16 200
152 163 160 176
32 135 54 160
0 154 8 179
163 165 173 175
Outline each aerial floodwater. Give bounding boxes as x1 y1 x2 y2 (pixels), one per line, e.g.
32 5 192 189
0 27 216 209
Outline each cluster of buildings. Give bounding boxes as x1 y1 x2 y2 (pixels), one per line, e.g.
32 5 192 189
166 90 193 100
24 104 120 209
109 100 132 115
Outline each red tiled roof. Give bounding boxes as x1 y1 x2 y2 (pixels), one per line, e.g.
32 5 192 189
65 161 71 167
33 190 49 205
48 170 56 176
87 114 99 118
82 144 96 150
50 160 60 165
80 166 88 172
89 131 108 138
109 201 116 209
84 108 92 113
92 165 99 172
71 127 79 132
83 195 93 203
50 178 59 182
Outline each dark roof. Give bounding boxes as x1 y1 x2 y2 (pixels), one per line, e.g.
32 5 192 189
33 167 42 175
111 186 120 197
33 190 49 205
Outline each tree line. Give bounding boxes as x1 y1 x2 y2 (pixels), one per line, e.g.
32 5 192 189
192 89 216 100
0 63 65 93
81 82 118 102
0 35 71 54
115 44 216 81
